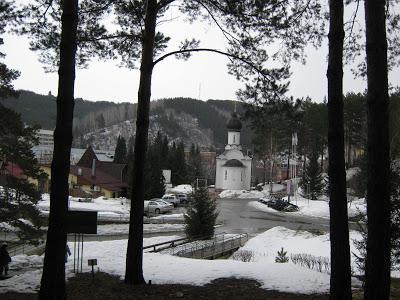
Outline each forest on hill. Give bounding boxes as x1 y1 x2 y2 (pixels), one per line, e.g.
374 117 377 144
0 90 253 149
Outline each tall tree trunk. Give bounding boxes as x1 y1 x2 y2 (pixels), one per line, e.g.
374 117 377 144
39 1 78 299
364 0 391 298
125 0 157 285
327 0 352 298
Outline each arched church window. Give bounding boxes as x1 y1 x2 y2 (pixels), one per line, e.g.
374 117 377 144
233 135 236 143
241 171 243 181
224 170 227 180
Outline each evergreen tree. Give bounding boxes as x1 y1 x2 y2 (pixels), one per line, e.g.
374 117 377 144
188 143 202 182
114 135 127 164
174 141 188 185
300 146 324 200
364 0 392 297
0 1 19 99
184 187 218 240
95 113 105 129
0 104 46 244
327 0 351 297
144 140 165 199
161 135 169 169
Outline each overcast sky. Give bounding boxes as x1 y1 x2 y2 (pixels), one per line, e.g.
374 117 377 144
3 4 399 104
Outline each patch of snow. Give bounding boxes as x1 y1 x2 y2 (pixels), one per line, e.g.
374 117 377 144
150 213 185 221
346 168 360 181
219 190 267 199
168 185 193 194
249 195 366 219
97 223 185 235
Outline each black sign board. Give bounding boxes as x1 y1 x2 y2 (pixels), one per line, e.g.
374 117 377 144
67 210 98 234
88 259 97 266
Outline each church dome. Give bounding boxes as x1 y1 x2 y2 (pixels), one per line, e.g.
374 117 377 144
223 159 245 168
226 112 242 132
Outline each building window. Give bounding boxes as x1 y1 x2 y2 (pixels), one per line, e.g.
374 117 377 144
241 171 243 181
233 135 236 143
224 170 227 180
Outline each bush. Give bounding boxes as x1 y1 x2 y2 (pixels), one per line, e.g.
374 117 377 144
231 250 255 262
290 253 330 274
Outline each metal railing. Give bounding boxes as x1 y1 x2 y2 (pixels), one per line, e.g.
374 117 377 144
158 233 248 259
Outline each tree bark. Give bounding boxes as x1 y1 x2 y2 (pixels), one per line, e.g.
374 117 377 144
125 0 157 285
327 0 352 299
39 1 78 299
363 0 391 298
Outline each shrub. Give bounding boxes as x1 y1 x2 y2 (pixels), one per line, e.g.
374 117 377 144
290 253 330 274
231 250 255 262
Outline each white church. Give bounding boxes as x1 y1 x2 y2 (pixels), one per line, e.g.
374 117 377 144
215 112 252 190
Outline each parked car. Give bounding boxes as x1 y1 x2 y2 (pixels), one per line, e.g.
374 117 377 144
161 194 179 207
153 198 174 209
144 200 172 214
176 194 189 204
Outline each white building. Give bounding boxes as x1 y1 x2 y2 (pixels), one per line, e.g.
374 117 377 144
36 129 54 146
215 113 252 190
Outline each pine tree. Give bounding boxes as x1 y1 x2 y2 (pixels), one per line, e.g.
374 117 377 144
0 104 46 244
300 146 324 200
0 1 19 99
144 141 165 199
188 143 203 182
174 141 188 185
364 0 392 297
114 135 127 163
184 187 218 240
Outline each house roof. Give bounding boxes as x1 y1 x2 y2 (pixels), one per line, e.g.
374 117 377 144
3 162 24 178
76 146 98 168
70 165 127 192
97 161 126 181
223 159 245 168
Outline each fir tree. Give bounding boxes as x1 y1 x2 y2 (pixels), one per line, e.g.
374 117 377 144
114 135 127 164
300 146 324 200
188 143 203 182
0 104 46 244
174 141 188 185
275 247 289 263
144 141 165 199
184 187 218 240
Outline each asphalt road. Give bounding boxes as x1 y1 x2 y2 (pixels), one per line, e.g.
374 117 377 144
215 198 333 236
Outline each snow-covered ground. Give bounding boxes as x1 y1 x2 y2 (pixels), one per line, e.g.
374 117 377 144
97 223 185 235
218 183 286 199
0 227 367 295
167 184 193 194
250 196 366 219
38 194 131 215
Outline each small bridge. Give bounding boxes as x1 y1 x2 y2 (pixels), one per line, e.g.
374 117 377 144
144 233 248 260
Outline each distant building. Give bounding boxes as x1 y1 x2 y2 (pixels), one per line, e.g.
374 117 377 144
215 113 252 190
37 146 127 198
32 145 114 165
36 129 54 147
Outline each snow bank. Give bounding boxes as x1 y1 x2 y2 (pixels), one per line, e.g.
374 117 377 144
250 195 366 219
168 184 193 194
218 190 267 199
97 223 185 235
